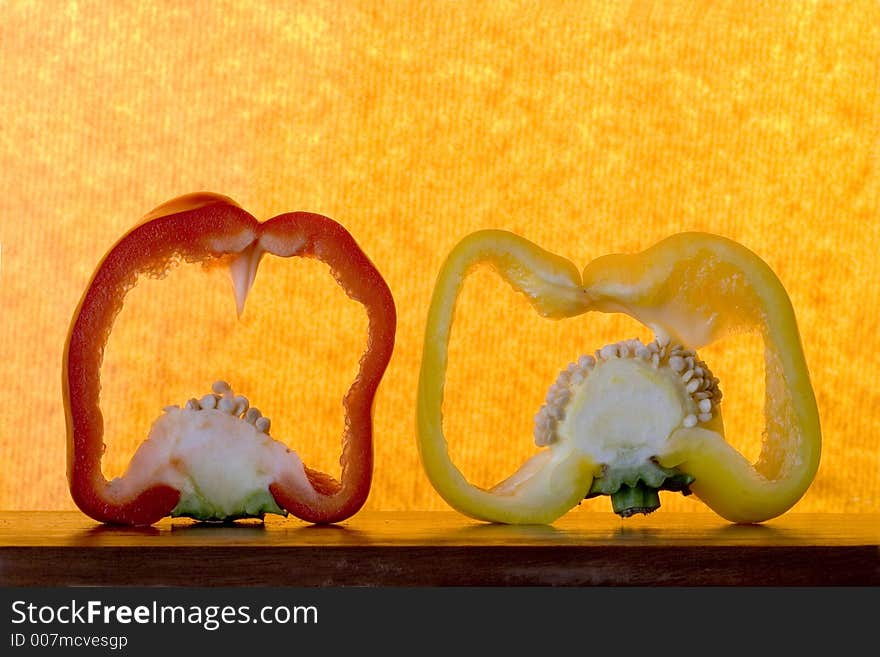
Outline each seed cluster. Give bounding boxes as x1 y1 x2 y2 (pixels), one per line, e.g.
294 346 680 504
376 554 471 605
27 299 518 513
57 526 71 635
533 337 722 447
164 380 271 434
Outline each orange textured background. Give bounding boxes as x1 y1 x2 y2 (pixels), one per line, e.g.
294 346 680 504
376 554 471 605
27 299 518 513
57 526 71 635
1 1 878 515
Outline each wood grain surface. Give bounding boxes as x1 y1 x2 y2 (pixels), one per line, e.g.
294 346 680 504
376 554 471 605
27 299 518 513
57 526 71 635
1 511 877 586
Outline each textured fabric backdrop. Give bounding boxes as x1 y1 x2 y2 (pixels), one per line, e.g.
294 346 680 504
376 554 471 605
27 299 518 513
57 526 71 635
1 1 878 515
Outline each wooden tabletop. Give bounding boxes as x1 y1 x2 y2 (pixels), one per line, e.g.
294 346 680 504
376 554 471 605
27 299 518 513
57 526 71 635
1 511 877 586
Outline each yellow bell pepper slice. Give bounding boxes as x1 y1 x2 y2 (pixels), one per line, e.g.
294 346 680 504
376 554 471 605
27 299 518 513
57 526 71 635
417 230 820 524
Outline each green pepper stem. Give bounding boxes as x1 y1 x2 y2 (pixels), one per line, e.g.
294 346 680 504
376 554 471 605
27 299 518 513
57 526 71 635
610 482 661 518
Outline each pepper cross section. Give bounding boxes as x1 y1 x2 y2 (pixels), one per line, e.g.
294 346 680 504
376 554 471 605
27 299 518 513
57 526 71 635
416 230 820 524
64 193 396 526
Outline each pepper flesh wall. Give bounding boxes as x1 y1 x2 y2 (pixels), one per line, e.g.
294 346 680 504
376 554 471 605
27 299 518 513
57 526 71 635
64 194 396 526
416 230 820 524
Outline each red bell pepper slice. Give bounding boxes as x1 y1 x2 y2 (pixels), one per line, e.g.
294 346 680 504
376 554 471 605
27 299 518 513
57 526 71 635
63 193 396 525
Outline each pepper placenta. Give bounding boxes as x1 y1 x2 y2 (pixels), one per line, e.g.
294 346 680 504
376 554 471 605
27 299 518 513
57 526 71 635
64 193 396 525
416 230 820 524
